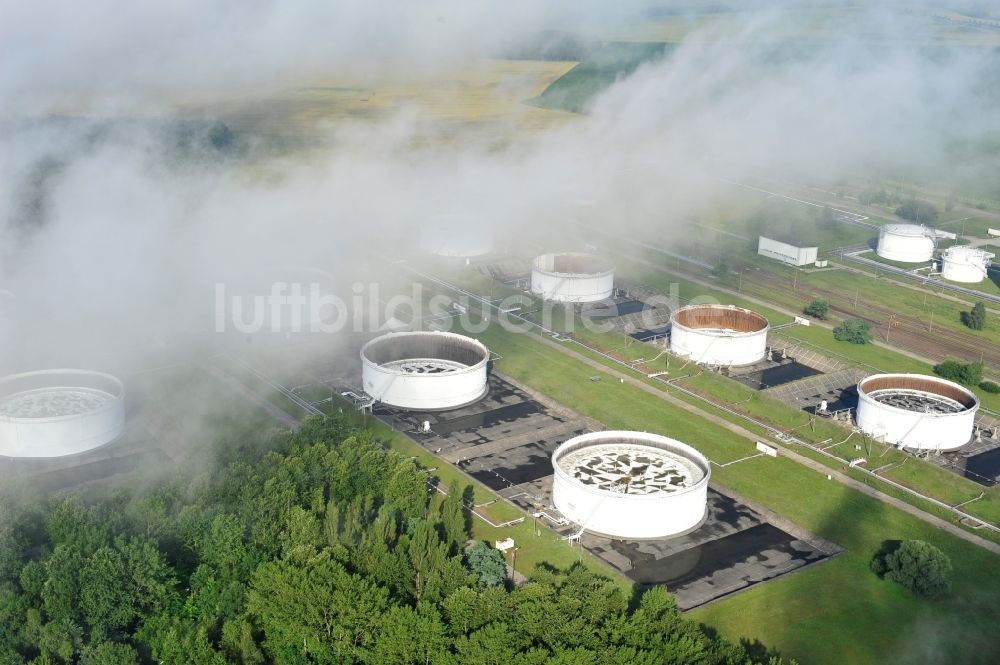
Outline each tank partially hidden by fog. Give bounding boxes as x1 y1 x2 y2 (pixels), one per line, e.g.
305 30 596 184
876 224 954 263
530 252 615 303
361 331 489 411
0 370 126 458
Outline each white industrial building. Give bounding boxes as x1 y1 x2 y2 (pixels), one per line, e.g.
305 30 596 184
551 431 710 539
530 252 615 303
757 237 818 266
361 331 489 411
419 214 495 259
940 246 994 283
876 224 955 263
670 304 769 367
855 374 978 451
0 370 126 458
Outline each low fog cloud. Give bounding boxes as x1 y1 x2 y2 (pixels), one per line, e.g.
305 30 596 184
2 2 999 372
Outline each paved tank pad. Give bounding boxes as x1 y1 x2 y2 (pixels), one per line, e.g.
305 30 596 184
730 360 822 390
763 368 866 414
582 298 648 320
630 325 671 342
940 439 1000 487
504 479 841 610
458 436 585 491
373 375 582 454
371 372 842 610
959 448 1000 486
372 373 589 462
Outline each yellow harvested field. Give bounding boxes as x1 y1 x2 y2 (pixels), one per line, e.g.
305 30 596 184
178 59 580 140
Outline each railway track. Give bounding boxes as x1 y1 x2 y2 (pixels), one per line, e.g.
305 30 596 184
742 269 1000 370
840 249 1000 306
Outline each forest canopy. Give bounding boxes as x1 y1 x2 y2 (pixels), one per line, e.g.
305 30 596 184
0 417 791 664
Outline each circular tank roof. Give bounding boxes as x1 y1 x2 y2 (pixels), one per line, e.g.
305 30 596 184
670 304 768 335
882 224 930 237
361 331 489 376
0 370 124 422
553 431 709 499
0 370 126 459
857 374 978 415
943 245 993 261
532 252 614 278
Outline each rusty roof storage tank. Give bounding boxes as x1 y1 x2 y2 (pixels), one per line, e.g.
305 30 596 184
670 304 769 367
0 370 126 458
530 252 615 303
856 373 978 451
361 331 489 411
552 431 710 539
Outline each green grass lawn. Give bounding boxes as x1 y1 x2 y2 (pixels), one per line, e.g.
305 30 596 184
230 262 1000 665
473 321 1000 665
244 261 1000 664
621 259 1000 409
530 42 674 113
427 264 1000 530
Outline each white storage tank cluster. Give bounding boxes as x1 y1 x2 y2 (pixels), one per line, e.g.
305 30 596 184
940 246 994 283
552 431 710 539
361 331 489 411
876 224 954 263
855 373 978 451
530 252 615 303
0 370 126 458
670 304 769 367
419 214 494 259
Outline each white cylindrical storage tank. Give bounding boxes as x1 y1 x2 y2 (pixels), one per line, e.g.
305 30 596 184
670 304 769 367
530 252 615 303
0 370 125 458
941 246 994 283
419 214 494 258
856 374 978 451
361 331 489 410
552 431 710 539
876 224 935 263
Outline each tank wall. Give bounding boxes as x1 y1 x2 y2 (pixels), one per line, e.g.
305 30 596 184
362 362 488 411
941 258 987 283
856 392 976 451
553 473 707 539
877 229 934 262
0 399 125 458
670 326 768 366
531 269 614 303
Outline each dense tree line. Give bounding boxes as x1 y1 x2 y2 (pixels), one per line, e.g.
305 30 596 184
0 418 790 664
934 359 984 386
